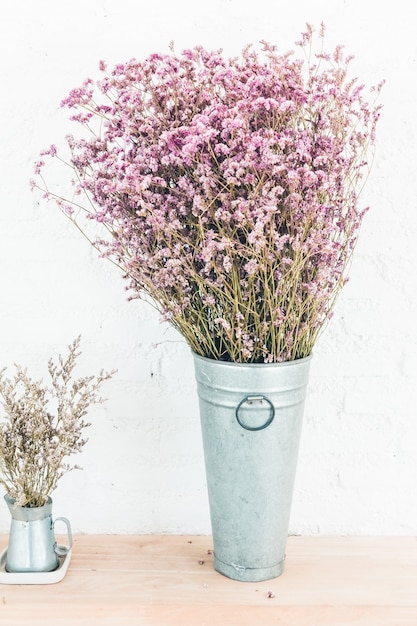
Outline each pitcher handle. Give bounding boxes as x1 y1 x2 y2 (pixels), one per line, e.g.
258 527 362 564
53 516 73 556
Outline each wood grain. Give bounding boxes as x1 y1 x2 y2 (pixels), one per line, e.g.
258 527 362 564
0 535 416 625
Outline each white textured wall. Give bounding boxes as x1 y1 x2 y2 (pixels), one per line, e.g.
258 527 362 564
0 0 416 535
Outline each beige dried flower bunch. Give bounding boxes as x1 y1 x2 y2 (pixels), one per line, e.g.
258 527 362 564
0 337 115 507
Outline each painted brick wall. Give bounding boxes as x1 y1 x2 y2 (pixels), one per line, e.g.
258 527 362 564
0 0 415 535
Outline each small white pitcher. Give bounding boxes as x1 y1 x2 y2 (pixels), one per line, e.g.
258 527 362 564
4 494 72 573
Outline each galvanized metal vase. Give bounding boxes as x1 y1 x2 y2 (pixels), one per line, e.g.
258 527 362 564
193 353 312 582
4 494 72 573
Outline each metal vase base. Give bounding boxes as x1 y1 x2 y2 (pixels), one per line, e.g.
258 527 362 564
214 554 285 582
193 352 312 583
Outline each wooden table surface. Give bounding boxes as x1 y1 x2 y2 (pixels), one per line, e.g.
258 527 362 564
0 535 416 625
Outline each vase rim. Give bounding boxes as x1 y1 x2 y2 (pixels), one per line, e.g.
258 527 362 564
4 493 53 510
191 351 313 368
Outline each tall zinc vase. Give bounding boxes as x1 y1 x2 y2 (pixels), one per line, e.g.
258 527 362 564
193 353 312 582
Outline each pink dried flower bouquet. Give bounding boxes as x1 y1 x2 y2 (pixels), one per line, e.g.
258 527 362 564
34 25 383 363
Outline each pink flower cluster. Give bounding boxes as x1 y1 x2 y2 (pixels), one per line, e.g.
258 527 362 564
35 25 383 362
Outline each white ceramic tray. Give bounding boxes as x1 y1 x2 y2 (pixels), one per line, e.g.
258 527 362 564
0 547 71 584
